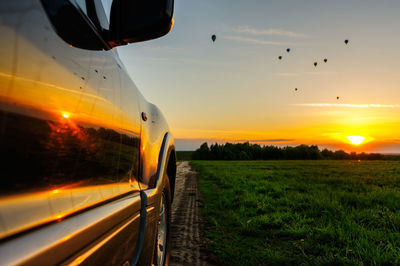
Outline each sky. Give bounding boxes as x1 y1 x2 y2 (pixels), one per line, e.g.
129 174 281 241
118 0 400 152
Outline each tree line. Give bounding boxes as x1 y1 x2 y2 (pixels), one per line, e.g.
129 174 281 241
191 142 397 160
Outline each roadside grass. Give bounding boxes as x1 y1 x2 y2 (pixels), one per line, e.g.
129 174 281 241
191 160 400 265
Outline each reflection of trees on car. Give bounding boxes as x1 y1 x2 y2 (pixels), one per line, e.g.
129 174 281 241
0 110 140 196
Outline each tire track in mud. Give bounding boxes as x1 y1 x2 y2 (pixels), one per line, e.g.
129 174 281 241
169 161 214 266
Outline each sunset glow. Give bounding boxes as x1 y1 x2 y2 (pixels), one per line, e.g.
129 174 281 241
347 136 365 145
62 113 69 118
118 1 400 153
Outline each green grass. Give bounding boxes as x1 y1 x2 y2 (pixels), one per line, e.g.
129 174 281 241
191 160 400 265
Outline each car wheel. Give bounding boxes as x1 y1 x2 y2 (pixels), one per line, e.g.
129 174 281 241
154 178 171 266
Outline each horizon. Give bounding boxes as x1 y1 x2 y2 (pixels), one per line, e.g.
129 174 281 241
174 138 400 154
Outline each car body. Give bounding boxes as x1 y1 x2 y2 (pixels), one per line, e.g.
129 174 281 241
0 0 176 265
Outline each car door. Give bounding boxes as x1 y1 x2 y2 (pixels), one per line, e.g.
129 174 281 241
0 0 143 264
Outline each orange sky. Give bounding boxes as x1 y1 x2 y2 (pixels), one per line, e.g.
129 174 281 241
117 0 400 152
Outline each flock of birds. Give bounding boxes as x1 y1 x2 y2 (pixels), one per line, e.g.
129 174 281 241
210 34 350 101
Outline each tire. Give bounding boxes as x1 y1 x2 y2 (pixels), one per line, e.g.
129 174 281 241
153 176 171 266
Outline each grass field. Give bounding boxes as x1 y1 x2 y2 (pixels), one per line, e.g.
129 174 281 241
190 160 400 265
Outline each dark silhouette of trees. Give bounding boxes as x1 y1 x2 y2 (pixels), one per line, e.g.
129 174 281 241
191 142 394 160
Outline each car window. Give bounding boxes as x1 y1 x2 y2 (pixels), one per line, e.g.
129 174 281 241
74 0 88 14
71 0 110 30
100 0 112 25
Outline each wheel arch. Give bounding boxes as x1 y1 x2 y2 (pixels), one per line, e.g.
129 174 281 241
166 146 176 202
156 132 176 202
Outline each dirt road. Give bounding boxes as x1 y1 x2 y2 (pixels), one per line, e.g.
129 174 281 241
169 161 214 266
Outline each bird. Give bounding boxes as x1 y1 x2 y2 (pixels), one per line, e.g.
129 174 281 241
324 58 328 63
337 96 340 100
344 39 349 45
211 34 216 42
314 62 318 67
278 56 282 60
295 88 298 91
286 48 291 53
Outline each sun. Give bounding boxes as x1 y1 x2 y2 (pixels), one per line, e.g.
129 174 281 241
347 136 365 145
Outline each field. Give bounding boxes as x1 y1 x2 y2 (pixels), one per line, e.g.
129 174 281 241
190 160 400 265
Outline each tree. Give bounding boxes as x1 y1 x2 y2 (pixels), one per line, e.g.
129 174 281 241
192 142 211 160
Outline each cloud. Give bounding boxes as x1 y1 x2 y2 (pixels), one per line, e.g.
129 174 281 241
148 57 173 62
248 139 296 142
223 35 295 46
177 58 229 66
233 26 310 38
274 71 340 77
303 71 341 75
174 138 297 150
146 57 228 66
138 45 183 52
220 139 296 143
175 138 295 143
293 103 400 108
274 72 301 77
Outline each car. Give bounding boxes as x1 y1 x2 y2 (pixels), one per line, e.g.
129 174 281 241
0 0 176 265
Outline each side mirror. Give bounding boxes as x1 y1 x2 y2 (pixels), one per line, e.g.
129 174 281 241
108 0 174 47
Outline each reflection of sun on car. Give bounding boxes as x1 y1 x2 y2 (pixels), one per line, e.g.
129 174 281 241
0 0 176 265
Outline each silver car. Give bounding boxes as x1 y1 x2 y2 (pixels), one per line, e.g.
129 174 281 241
0 0 176 265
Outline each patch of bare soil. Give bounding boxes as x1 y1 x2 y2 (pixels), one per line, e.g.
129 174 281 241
169 161 214 266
